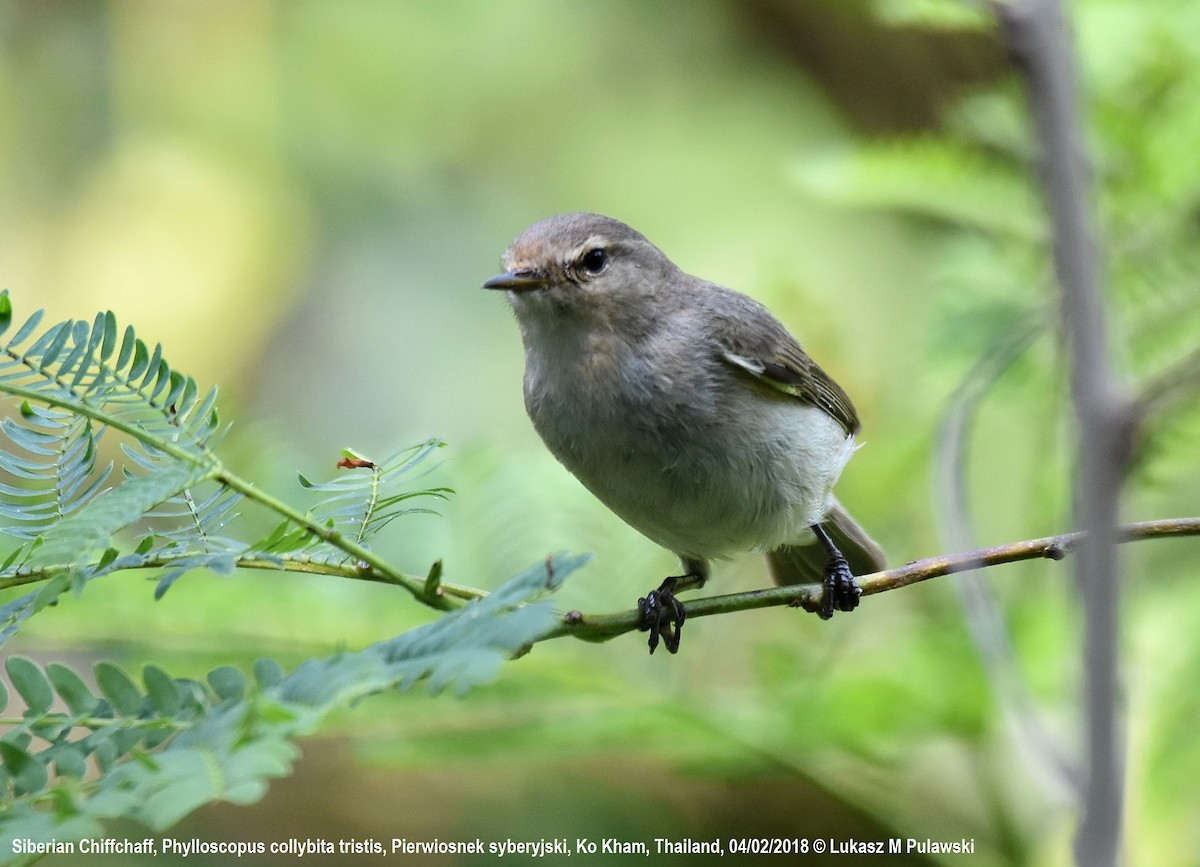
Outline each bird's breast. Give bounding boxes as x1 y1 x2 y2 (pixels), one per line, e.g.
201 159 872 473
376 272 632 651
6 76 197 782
523 343 831 556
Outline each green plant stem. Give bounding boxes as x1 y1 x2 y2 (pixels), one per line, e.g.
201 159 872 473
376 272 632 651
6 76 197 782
5 515 1196 638
546 516 1200 644
0 714 186 731
2 345 467 610
0 550 484 603
0 378 213 471
211 469 462 609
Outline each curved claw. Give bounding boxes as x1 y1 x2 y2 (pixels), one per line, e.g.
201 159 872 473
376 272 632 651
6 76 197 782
811 522 863 620
819 551 861 620
638 577 688 654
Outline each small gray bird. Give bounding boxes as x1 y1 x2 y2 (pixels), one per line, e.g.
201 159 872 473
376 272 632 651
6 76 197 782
484 213 884 653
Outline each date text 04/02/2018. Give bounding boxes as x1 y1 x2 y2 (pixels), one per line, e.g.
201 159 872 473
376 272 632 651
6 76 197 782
727 838 976 855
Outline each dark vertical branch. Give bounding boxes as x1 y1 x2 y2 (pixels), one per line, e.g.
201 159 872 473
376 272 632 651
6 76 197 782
994 2 1138 867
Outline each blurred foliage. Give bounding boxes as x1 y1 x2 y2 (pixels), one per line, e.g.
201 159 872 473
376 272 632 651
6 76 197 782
791 2 1200 866
0 0 1198 865
0 294 463 632
0 294 592 851
0 556 583 865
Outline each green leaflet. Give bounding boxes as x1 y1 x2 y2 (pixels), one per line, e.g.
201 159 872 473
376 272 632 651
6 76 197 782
0 294 450 634
29 463 207 574
0 554 587 849
0 295 596 855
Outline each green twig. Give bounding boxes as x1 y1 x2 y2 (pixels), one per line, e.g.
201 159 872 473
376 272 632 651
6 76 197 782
0 548 485 604
211 469 456 609
546 517 1200 644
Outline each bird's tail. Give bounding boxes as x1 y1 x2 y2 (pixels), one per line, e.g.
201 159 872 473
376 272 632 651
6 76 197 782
766 498 886 586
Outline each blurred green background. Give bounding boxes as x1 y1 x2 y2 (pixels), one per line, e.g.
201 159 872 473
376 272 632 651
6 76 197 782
3 1 1199 864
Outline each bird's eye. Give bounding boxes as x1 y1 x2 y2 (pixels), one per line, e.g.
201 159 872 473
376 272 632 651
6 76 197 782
580 247 608 275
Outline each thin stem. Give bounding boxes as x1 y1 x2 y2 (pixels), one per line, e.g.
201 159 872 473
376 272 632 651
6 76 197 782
0 378 216 474
0 714 186 731
356 461 382 548
212 469 454 609
0 546 485 604
1 330 462 611
545 517 1200 643
5 516 1195 633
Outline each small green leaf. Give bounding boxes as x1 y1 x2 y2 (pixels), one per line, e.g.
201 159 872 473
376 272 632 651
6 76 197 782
207 553 238 576
178 376 199 415
164 370 186 408
424 559 443 597
139 342 163 389
95 546 120 572
8 307 45 346
128 337 149 380
52 745 89 779
7 656 54 714
149 358 171 400
30 463 202 570
38 320 73 370
144 665 182 716
112 727 143 756
0 679 7 713
100 310 118 360
253 658 284 690
48 663 99 716
32 573 70 613
2 543 28 571
0 289 11 333
63 319 95 385
92 734 118 772
133 748 222 829
0 740 48 796
207 666 246 703
143 726 174 750
115 323 136 370
251 519 312 554
95 662 144 716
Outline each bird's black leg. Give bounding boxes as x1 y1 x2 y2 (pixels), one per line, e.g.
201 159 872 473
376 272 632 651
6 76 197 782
638 571 701 655
812 523 861 620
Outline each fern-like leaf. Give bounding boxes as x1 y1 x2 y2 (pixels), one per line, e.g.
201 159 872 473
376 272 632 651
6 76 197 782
246 442 451 566
0 293 224 566
0 404 111 540
0 292 474 643
296 441 451 549
0 300 217 463
0 554 586 858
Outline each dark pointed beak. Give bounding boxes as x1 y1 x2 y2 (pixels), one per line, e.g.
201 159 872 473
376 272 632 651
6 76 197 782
482 270 549 292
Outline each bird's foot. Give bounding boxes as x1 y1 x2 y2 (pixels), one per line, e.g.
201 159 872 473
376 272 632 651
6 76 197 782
819 550 861 620
638 576 689 654
810 522 862 620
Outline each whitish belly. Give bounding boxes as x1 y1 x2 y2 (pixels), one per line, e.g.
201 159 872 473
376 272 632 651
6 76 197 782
533 387 854 560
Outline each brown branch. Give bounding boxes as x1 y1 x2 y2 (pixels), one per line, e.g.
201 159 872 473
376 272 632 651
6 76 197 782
547 517 1200 643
